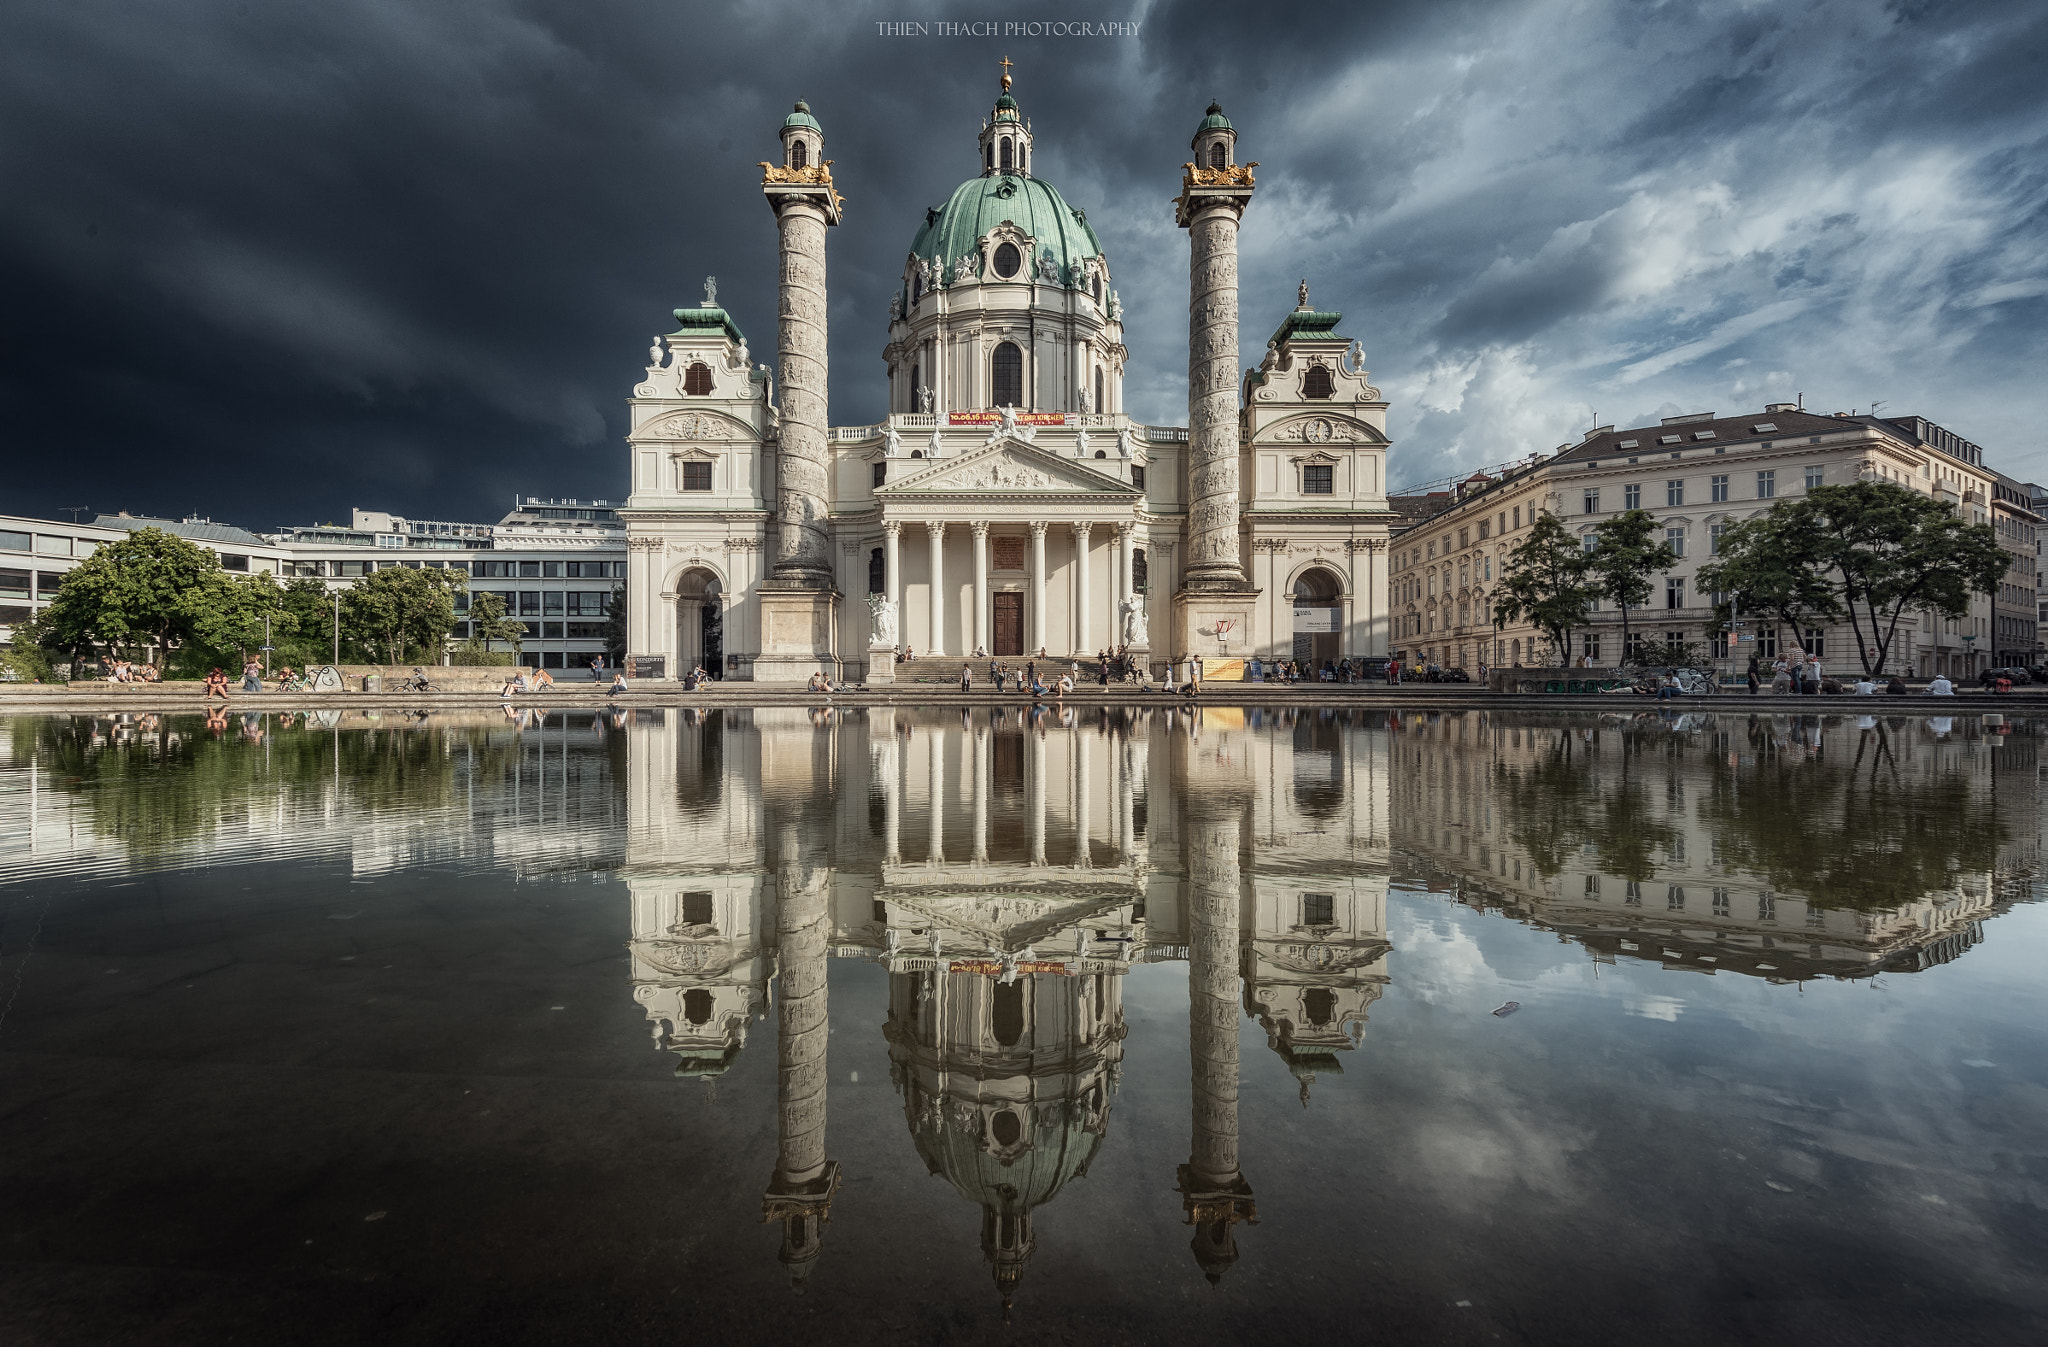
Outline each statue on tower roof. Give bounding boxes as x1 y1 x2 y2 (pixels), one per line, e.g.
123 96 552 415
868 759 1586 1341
1297 278 1310 309
704 275 718 307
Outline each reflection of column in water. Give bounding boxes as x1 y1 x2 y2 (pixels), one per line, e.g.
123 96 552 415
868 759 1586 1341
763 825 839 1289
878 729 900 864
1074 731 1092 867
928 726 945 864
972 722 989 864
1178 809 1255 1283
1030 731 1047 865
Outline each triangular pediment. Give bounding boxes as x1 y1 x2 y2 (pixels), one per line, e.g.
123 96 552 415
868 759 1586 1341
876 437 1140 497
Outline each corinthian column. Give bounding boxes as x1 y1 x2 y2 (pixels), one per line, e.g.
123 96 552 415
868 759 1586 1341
763 822 839 1288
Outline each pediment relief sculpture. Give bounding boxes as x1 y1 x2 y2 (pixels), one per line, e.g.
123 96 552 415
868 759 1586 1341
639 410 750 442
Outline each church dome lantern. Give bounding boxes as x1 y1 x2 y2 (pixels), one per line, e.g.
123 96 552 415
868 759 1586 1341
1192 101 1236 171
779 98 823 173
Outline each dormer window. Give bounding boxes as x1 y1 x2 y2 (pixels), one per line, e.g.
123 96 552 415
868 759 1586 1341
790 140 807 170
683 362 713 395
1208 142 1227 169
1302 364 1334 399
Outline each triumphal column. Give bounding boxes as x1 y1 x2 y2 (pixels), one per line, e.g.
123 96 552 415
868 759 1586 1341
756 101 844 681
1172 104 1261 665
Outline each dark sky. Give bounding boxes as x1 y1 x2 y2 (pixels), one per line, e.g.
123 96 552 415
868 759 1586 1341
5 0 2046 531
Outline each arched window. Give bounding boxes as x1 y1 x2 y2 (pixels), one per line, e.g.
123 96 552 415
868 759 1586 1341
992 980 1024 1046
683 362 713 395
1302 364 1334 398
1304 988 1336 1026
985 142 994 170
867 547 885 594
790 140 807 170
1092 273 1101 301
1208 142 1228 169
992 341 1023 407
1094 450 1107 459
1000 138 1014 171
910 449 923 459
871 462 886 489
992 242 1021 278
908 363 919 408
1094 367 1104 415
682 989 713 1025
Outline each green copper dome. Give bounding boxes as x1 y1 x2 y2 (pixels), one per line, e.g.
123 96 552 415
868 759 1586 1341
783 99 820 131
910 174 1105 281
910 1100 1102 1213
1197 102 1232 131
993 92 1020 120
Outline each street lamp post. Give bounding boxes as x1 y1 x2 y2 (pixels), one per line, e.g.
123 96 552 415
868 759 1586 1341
332 593 340 667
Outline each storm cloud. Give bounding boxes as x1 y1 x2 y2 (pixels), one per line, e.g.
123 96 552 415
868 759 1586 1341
3 0 2045 526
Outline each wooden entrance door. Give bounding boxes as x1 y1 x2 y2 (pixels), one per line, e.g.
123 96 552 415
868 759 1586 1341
993 592 1024 656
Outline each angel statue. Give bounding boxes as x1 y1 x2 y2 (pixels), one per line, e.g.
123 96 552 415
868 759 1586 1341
1119 593 1146 646
867 593 899 649
1116 425 1135 459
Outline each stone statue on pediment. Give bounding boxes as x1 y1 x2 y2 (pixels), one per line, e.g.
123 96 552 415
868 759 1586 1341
997 403 1034 443
1076 426 1091 457
918 383 934 414
883 425 903 457
1117 426 1135 459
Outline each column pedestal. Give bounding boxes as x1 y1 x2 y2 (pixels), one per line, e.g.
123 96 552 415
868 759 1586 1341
866 648 897 685
753 585 842 683
1173 589 1262 675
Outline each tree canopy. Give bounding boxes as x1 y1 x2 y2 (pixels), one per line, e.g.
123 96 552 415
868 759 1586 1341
27 527 221 663
1493 512 1598 665
1586 509 1677 664
1699 480 2006 673
339 565 467 665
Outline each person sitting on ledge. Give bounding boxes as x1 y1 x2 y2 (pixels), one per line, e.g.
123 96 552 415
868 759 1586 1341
608 673 628 698
202 668 230 700
1926 674 1955 696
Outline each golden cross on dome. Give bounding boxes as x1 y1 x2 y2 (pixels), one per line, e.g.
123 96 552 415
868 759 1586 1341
999 55 1013 92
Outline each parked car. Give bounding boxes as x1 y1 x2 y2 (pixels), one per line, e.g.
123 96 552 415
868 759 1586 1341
1442 667 1472 683
2025 666 2048 684
1986 666 2034 685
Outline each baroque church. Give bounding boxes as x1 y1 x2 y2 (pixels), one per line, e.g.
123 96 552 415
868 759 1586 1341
620 68 1396 681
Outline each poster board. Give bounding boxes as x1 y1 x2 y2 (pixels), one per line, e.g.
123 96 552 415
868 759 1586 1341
1200 658 1245 681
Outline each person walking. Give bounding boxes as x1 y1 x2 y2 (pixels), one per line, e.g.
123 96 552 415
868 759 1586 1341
1746 653 1761 696
241 658 262 693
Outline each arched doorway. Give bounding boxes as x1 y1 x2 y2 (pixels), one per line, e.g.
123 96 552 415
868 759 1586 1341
1291 567 1343 670
675 568 723 678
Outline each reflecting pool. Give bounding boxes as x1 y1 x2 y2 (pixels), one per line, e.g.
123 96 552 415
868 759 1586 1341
2 707 2045 1344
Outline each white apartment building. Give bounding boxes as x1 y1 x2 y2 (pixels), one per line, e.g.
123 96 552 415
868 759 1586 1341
1392 407 2007 679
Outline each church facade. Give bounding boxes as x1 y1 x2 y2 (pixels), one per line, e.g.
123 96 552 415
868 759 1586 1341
620 74 1396 681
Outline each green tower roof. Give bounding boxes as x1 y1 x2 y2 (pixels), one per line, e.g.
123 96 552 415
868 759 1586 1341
783 99 820 131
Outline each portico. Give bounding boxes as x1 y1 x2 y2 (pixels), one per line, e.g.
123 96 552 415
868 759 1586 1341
870 437 1148 658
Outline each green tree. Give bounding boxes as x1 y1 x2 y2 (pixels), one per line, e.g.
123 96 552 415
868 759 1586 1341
181 571 298 668
465 590 526 658
1702 481 2006 674
1697 507 1842 661
1493 512 1598 665
274 576 343 667
29 527 220 666
1586 509 1677 665
339 566 466 665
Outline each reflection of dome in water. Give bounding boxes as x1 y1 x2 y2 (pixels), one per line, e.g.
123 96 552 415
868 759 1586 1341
886 962 1125 1315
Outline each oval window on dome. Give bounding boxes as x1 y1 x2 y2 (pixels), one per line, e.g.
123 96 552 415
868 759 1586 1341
993 242 1021 279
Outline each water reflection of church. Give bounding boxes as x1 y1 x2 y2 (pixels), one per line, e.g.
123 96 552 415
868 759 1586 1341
621 707 1389 1306
615 706 2021 1307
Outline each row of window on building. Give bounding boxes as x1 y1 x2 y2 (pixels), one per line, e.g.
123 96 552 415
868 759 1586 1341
1582 467 1819 516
